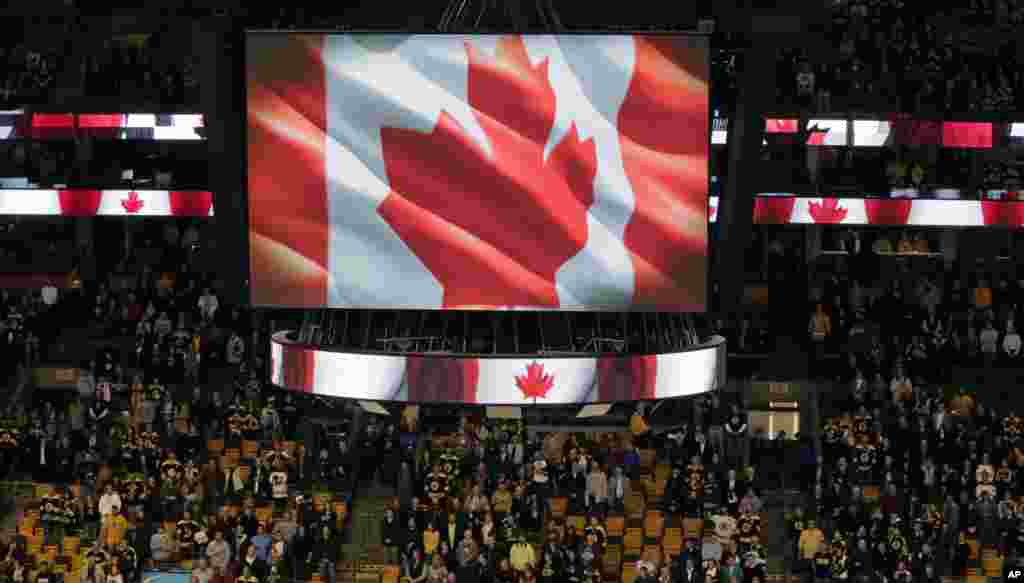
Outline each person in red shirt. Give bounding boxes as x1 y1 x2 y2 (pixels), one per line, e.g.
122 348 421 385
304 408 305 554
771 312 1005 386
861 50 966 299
125 293 143 323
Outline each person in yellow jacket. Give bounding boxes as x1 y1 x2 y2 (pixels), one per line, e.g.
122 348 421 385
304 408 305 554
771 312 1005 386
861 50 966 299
630 403 651 450
509 537 536 572
102 508 129 548
422 523 440 556
798 518 825 577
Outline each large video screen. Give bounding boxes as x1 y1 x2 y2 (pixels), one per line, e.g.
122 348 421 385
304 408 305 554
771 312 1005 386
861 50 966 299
270 332 725 404
247 34 709 311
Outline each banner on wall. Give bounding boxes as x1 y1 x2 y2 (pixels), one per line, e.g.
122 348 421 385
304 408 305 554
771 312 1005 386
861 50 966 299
0 112 205 140
0 190 214 217
270 332 726 405
708 195 1024 228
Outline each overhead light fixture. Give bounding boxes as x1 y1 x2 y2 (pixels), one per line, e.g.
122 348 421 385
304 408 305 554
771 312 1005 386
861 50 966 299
486 406 521 419
358 401 390 415
576 404 612 418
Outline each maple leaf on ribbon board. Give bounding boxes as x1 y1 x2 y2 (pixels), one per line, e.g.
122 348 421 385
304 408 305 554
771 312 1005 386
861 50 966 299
378 35 598 308
515 362 554 399
121 191 144 214
807 198 848 224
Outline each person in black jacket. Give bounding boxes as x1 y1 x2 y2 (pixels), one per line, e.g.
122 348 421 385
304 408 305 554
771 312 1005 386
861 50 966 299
238 542 268 583
455 559 485 583
672 556 703 583
309 522 338 583
238 498 260 539
381 507 401 565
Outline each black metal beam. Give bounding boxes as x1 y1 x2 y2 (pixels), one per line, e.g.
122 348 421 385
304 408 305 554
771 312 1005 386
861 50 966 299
712 37 777 313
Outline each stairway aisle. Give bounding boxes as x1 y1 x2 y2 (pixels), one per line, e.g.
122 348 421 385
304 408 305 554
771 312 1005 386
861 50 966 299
762 489 802 576
340 474 395 562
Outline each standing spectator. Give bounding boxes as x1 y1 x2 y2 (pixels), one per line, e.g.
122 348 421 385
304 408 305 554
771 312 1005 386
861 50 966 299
205 530 231 575
250 524 272 563
226 332 245 367
585 461 607 514
706 394 726 457
99 484 122 518
979 320 999 368
1003 321 1021 360
809 304 832 378
311 521 338 583
724 404 748 467
197 288 218 324
150 526 174 568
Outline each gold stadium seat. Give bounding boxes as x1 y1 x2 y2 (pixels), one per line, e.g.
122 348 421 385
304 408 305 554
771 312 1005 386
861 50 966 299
606 515 625 537
621 563 637 583
625 492 645 519
624 528 643 552
644 511 664 538
549 497 568 518
602 545 621 577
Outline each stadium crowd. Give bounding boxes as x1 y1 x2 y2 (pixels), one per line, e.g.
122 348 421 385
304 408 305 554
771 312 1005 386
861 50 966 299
715 0 1024 114
763 253 1024 582
379 395 760 583
0 227 364 583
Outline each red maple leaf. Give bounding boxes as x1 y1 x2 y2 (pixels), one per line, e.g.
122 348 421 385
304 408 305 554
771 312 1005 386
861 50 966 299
121 191 144 214
807 198 848 224
378 36 598 308
515 362 554 399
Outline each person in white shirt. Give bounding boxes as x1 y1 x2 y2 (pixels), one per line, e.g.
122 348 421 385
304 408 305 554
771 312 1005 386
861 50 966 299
98 483 123 517
1004 322 1021 358
226 332 245 365
78 362 96 400
154 313 173 338
198 289 218 323
41 284 58 306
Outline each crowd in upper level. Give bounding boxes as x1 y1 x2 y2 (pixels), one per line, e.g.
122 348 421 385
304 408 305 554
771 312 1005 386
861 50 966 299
3 4 1024 115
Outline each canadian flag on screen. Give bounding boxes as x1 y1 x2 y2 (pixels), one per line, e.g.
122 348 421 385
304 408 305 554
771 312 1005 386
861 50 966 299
247 34 708 310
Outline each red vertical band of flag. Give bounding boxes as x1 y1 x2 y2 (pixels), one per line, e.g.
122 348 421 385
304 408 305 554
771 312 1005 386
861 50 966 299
31 113 75 139
596 355 658 401
406 357 478 402
282 345 316 392
247 34 329 307
890 117 941 146
864 199 912 226
169 191 213 216
461 359 480 404
618 36 708 310
77 114 123 127
753 197 797 224
31 113 74 127
942 122 992 149
58 189 103 216
981 201 1024 227
78 114 125 139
